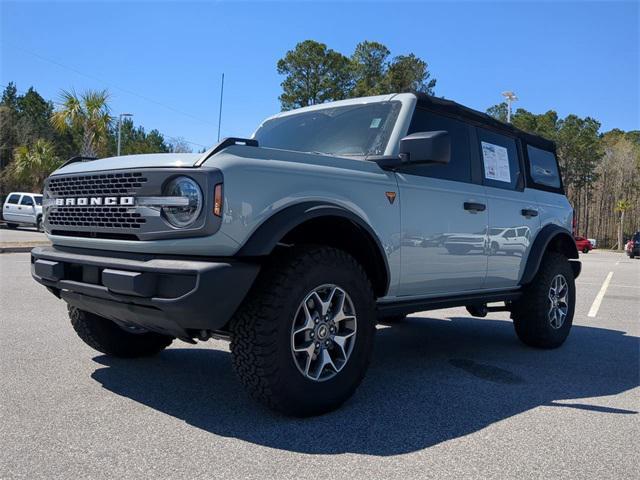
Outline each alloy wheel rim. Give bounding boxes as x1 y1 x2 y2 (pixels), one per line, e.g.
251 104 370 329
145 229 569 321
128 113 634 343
548 274 569 329
290 284 357 382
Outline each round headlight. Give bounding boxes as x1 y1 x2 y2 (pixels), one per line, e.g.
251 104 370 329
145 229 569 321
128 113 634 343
162 176 203 228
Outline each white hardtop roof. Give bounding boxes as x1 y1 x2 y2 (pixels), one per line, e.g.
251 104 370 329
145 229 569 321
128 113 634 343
261 93 415 123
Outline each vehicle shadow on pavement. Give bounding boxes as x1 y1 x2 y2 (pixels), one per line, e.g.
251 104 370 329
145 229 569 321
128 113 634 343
91 316 639 456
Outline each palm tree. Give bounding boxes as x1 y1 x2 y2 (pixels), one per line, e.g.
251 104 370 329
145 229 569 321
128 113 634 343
10 139 62 191
51 89 112 157
615 199 631 250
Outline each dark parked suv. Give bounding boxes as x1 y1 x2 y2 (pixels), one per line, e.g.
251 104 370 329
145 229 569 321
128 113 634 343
627 232 640 258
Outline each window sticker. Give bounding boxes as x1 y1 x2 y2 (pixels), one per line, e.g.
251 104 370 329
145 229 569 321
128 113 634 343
481 141 511 183
369 118 382 128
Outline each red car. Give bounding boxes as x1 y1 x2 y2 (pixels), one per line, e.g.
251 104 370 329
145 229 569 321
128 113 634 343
574 236 592 254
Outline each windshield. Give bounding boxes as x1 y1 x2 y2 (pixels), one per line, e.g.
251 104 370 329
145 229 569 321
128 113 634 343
253 101 401 157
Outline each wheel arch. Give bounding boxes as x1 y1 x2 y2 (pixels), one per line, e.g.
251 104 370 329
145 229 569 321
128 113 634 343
520 224 580 285
236 202 390 298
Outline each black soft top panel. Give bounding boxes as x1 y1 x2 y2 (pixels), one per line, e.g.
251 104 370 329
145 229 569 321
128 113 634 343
414 93 556 152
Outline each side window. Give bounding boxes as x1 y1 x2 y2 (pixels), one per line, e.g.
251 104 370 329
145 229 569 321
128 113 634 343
403 109 471 183
7 194 21 204
527 145 561 189
476 128 521 191
20 196 34 206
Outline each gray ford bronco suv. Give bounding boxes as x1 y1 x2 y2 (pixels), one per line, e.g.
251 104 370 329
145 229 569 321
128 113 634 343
32 93 580 416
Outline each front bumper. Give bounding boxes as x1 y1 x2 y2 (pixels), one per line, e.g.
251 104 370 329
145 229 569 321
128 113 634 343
31 246 260 340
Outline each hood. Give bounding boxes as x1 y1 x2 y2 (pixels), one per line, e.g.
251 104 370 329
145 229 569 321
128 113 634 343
52 153 204 176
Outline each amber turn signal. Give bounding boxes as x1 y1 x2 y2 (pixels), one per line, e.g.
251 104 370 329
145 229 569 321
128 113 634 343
213 183 223 217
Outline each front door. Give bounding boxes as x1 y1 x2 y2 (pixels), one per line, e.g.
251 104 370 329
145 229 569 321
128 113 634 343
3 193 22 222
397 109 488 296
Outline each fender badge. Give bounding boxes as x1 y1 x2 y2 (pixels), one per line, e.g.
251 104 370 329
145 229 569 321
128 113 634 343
385 191 397 204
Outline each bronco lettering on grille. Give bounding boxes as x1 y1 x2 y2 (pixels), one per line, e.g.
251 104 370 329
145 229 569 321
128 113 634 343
54 196 135 206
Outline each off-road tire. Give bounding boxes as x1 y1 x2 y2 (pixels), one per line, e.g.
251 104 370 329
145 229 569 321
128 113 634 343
69 306 173 357
511 252 575 348
230 246 376 417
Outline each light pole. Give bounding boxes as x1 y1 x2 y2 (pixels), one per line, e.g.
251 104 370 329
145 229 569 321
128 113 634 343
217 73 225 142
117 113 133 156
501 91 518 123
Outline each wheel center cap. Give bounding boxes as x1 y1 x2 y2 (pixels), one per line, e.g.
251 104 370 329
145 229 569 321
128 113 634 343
317 324 329 340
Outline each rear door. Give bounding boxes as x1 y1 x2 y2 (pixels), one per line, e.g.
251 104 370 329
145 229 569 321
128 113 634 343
396 109 488 296
3 194 22 222
19 195 37 224
474 128 540 289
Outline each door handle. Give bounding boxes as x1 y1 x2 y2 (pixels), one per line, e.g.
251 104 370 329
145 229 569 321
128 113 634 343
464 202 486 212
521 208 538 217
18 207 22 210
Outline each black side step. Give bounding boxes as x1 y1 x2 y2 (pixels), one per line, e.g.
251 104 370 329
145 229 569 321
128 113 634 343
377 290 522 317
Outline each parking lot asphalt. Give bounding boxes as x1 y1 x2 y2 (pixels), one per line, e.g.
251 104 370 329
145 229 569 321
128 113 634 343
0 224 48 244
1 250 638 479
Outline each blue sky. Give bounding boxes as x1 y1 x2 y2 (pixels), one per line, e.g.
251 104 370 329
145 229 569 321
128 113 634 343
1 1 638 151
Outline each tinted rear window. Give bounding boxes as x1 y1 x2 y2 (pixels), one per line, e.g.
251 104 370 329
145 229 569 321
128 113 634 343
527 145 561 188
34 196 43 205
476 128 521 191
7 194 20 204
20 196 34 206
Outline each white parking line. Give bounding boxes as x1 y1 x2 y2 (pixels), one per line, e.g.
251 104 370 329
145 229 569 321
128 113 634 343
587 271 614 318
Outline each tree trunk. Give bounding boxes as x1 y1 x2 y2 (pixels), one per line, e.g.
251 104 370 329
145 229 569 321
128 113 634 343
617 210 625 251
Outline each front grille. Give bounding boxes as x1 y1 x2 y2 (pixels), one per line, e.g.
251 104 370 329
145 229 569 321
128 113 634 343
47 206 146 229
43 167 220 241
47 171 147 196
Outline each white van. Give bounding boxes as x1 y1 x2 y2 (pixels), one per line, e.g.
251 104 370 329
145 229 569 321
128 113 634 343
2 192 44 231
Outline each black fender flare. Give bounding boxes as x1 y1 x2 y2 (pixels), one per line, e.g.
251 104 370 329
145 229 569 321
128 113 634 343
520 224 580 285
236 201 390 295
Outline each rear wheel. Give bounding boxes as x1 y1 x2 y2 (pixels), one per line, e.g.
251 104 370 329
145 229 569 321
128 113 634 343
582 247 589 254
6 223 18 229
69 307 173 357
230 246 376 417
511 252 575 348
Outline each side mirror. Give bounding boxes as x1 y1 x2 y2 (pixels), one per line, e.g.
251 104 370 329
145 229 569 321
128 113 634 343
399 131 450 165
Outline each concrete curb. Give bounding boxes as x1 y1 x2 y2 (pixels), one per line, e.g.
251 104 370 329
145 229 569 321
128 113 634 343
0 243 50 254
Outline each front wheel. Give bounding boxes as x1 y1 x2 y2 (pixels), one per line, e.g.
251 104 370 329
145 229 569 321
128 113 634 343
511 252 575 348
69 307 173 357
582 247 590 254
230 246 376 417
